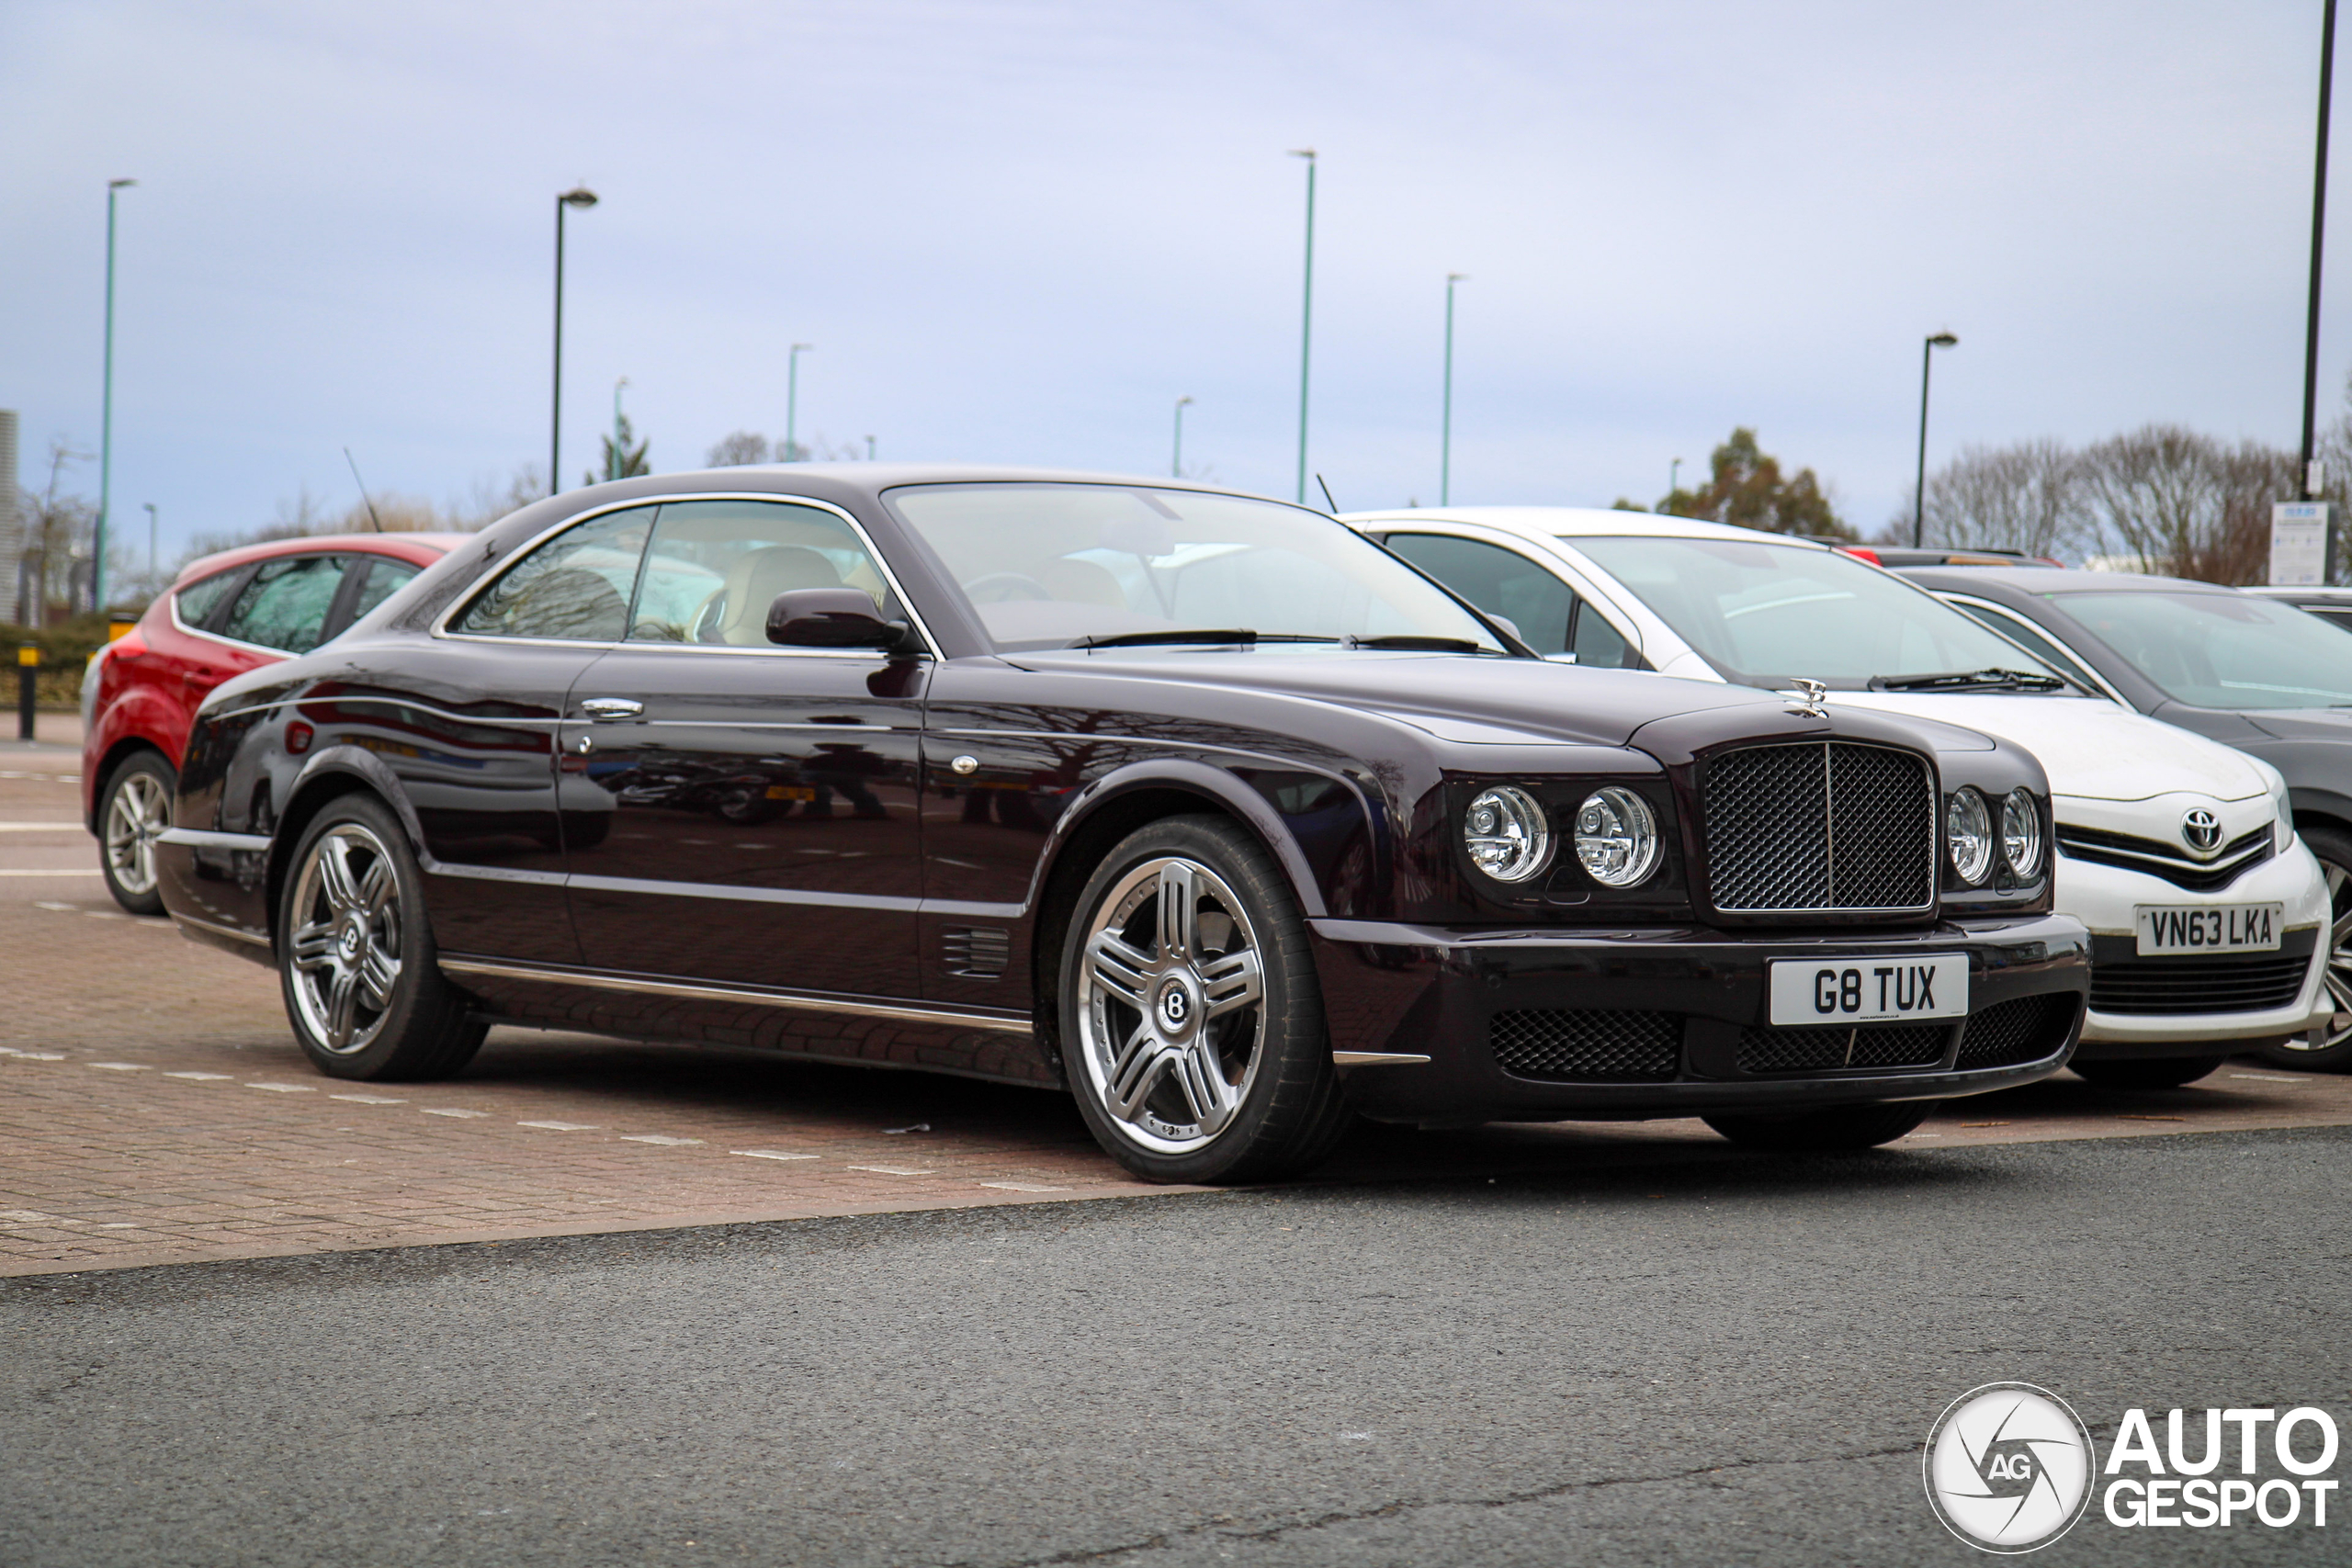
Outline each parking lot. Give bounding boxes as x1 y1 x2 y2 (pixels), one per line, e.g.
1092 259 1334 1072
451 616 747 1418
8 736 2351 1280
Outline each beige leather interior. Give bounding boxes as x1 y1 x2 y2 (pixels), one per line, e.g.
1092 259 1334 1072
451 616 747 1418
712 546 843 645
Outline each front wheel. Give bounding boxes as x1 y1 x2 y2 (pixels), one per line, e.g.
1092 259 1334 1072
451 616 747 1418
2071 1055 2224 1089
277 794 484 1080
1702 1102 1932 1149
98 750 175 916
1059 815 1350 1184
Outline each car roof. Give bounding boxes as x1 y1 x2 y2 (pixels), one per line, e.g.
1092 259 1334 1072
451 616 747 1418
173 531 466 587
2245 584 2352 602
1340 504 1833 551
1900 565 2240 597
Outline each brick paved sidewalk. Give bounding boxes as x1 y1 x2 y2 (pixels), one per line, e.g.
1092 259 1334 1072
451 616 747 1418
8 762 2352 1279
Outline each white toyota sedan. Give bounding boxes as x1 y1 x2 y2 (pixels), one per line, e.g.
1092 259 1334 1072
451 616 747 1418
1348 506 2331 1089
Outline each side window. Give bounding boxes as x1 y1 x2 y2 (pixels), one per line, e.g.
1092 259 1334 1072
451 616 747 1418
1570 603 1638 669
2312 608 2352 636
219 555 353 654
1947 599 2107 694
175 568 246 630
628 499 900 647
455 506 658 641
344 557 424 625
1384 533 1577 656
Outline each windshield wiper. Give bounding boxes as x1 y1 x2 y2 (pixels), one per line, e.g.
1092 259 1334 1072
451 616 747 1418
1868 668 2067 693
1344 635 1489 652
1072 629 1342 649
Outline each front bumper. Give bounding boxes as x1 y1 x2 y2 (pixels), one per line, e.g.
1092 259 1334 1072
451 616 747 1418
2052 840 2331 1053
1307 912 2088 1124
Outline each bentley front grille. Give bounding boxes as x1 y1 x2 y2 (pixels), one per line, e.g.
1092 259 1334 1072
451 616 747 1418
1702 741 1937 914
1490 1010 1680 1082
1736 1021 1949 1074
1955 992 2079 1069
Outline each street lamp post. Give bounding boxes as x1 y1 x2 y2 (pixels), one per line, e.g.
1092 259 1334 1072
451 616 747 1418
548 186 599 496
786 344 813 461
2301 0 2340 504
1913 332 1960 547
142 502 157 579
1172 396 1193 478
610 377 628 481
1669 457 1682 502
1289 149 1317 504
96 177 135 613
1441 273 1465 506
865 434 876 462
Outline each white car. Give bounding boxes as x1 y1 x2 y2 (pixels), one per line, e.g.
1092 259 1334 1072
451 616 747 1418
1348 506 2331 1089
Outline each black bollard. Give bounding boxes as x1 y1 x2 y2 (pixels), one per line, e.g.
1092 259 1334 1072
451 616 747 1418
16 642 34 742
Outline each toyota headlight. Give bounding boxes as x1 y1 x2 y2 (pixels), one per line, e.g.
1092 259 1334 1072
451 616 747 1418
1946 787 1994 886
1574 786 1660 888
1464 786 1552 883
1999 787 2043 879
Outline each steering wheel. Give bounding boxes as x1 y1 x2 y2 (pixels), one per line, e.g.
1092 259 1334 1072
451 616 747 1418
962 571 1054 604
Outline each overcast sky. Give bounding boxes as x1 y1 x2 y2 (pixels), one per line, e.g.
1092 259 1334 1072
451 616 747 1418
2 0 2342 561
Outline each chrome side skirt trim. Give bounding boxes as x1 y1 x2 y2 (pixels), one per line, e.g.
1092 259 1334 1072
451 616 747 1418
158 827 272 852
171 909 273 948
435 956 1034 1036
1332 1051 1432 1066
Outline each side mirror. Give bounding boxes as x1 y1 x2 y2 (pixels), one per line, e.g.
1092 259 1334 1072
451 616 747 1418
765 588 910 650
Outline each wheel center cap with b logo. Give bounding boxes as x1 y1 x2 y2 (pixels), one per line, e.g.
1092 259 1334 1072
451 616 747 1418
1155 976 1196 1034
337 920 366 962
2182 807 2223 854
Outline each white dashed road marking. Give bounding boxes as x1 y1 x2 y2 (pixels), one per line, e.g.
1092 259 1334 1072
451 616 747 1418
847 1165 934 1177
86 1063 150 1071
246 1082 316 1093
421 1108 490 1118
164 1071 233 1081
620 1134 704 1145
0 869 104 876
329 1093 407 1104
978 1181 1069 1192
517 1121 600 1132
730 1149 819 1161
2229 1072 2308 1083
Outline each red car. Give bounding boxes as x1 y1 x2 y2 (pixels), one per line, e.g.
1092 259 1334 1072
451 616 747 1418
83 532 463 912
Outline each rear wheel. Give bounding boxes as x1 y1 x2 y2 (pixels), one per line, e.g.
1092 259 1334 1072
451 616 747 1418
97 750 175 916
2253 826 2352 1073
2071 1055 2224 1089
277 795 484 1080
1060 815 1350 1184
1702 1102 1932 1149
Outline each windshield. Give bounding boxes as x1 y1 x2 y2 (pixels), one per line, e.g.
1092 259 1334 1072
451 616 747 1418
884 483 1510 653
2059 590 2352 708
1568 535 2063 689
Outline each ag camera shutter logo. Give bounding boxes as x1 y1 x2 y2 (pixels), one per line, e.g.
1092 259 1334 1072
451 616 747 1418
1923 1382 2096 1552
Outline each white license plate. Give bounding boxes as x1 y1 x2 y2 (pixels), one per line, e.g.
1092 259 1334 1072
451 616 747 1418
2134 903 2283 956
1768 955 1970 1026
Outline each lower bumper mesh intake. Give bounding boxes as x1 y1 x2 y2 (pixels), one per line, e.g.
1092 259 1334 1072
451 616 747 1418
1956 992 2080 1069
1491 1010 1680 1081
1737 1021 1949 1074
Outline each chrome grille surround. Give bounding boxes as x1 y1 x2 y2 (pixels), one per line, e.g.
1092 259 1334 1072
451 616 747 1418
1702 741 1938 916
2055 822 2273 894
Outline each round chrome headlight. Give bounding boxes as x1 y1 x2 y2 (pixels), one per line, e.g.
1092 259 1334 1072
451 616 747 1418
1573 786 1660 888
1946 787 1994 886
2000 787 2043 879
1464 786 1552 883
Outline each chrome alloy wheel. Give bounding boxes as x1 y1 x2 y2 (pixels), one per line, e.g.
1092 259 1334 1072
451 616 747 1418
1073 855 1268 1155
2296 855 2352 1053
286 822 405 1055
102 769 170 896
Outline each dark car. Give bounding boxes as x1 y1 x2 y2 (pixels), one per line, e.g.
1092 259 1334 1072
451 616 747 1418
155 467 2088 1183
1908 566 2352 1071
2245 584 2352 635
80 531 463 913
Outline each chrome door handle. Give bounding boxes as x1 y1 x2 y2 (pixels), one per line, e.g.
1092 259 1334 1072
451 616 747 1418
579 697 644 721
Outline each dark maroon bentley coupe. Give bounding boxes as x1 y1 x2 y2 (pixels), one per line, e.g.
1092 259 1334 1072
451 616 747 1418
155 467 2088 1181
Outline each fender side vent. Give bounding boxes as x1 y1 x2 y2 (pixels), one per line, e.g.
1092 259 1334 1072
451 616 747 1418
943 926 1011 979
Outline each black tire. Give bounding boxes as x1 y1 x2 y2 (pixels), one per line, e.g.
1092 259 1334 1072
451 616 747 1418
96 750 175 916
277 794 485 1081
1702 1101 1933 1150
2253 826 2352 1073
1058 814 1351 1184
2071 1055 2225 1089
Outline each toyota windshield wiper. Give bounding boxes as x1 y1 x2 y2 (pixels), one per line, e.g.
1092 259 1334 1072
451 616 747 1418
1072 629 1343 649
1345 634 1490 652
1868 668 2068 693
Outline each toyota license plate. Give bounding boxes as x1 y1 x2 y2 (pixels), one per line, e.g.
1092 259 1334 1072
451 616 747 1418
1768 955 1970 1026
2134 903 2283 956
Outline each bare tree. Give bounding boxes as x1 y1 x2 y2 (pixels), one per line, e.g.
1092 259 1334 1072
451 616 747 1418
2075 424 2230 576
707 431 772 467
1910 438 2089 558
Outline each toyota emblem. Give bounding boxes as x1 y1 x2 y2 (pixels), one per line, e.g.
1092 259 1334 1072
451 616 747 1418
2181 807 2223 853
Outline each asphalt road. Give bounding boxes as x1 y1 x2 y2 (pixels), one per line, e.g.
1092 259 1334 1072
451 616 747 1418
6 1126 2347 1567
